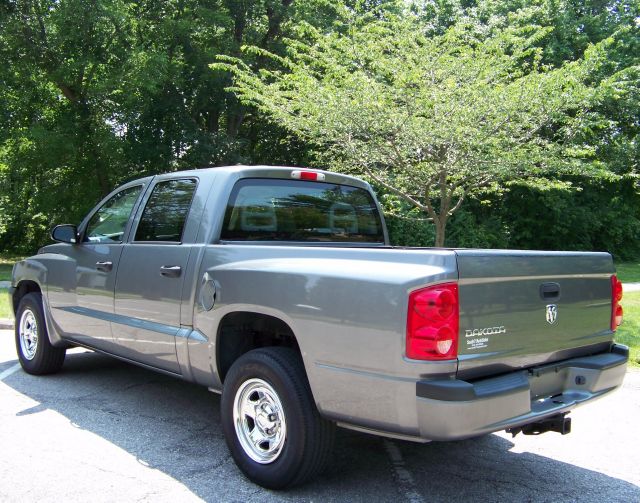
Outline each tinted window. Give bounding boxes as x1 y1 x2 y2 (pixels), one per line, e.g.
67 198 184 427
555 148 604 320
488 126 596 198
222 179 384 243
135 179 197 242
85 185 142 243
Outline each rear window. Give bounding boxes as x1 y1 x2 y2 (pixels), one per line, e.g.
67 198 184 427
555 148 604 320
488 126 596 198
221 179 384 243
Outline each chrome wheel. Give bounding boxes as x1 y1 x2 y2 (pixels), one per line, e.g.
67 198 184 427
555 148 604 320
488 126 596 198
233 378 287 464
19 309 39 361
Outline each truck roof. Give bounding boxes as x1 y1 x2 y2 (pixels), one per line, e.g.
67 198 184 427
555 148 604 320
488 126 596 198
162 165 373 191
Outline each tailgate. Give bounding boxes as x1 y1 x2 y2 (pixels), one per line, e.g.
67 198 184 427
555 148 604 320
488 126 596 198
455 250 615 379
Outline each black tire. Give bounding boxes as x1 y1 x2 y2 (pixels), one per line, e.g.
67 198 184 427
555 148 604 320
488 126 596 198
221 347 335 489
15 292 66 375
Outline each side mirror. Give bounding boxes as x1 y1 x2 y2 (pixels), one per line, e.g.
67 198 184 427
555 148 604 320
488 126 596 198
51 224 78 244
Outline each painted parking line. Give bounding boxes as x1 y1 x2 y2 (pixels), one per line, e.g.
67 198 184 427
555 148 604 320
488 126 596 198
0 363 21 381
384 439 425 503
0 359 18 372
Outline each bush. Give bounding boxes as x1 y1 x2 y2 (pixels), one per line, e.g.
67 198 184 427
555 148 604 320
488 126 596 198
445 208 510 249
382 176 640 258
385 214 435 247
502 178 640 259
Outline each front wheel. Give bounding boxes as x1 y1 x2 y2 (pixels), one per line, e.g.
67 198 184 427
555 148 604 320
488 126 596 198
221 347 335 489
15 292 66 375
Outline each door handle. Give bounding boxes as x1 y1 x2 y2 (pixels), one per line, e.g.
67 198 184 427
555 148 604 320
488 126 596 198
160 265 182 278
540 282 560 301
95 261 113 272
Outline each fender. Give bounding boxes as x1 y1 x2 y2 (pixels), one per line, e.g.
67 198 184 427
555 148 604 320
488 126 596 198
12 256 72 349
190 299 301 392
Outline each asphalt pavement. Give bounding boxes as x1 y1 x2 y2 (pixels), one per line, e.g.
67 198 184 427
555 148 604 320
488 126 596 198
1 329 639 502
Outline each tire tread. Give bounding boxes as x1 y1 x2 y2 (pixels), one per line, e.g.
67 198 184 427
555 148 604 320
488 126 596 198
15 292 66 375
221 347 335 488
259 348 335 487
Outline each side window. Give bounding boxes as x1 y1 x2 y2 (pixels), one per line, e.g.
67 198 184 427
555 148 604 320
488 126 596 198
85 185 142 243
134 179 197 242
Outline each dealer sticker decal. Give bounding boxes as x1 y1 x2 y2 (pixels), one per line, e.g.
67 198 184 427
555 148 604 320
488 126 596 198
465 326 506 350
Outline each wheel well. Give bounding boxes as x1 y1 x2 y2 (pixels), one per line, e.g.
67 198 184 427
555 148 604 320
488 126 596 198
12 281 41 315
217 312 300 383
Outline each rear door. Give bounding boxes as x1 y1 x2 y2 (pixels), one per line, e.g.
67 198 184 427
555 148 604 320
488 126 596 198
455 250 615 379
113 177 199 373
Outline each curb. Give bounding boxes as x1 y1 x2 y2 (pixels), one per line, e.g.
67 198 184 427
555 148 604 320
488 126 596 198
0 319 14 330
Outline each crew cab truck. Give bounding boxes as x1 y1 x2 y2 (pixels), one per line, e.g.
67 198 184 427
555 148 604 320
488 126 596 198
10 166 628 489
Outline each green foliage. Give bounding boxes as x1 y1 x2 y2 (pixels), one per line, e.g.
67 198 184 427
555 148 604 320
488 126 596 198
502 178 640 259
385 215 436 247
445 208 511 250
217 5 634 246
377 191 434 246
0 0 345 254
0 0 638 257
429 177 640 258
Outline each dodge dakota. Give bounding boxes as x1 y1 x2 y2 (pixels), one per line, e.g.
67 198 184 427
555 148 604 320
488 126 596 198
9 166 628 488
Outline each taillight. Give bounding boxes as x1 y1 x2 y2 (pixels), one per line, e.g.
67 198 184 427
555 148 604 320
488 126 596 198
407 283 459 360
611 275 623 331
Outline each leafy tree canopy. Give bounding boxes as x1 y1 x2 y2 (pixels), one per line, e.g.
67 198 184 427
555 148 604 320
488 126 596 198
0 0 638 253
216 5 635 245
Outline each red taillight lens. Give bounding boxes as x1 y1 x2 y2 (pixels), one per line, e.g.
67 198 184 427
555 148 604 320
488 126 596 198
611 275 623 331
407 283 459 360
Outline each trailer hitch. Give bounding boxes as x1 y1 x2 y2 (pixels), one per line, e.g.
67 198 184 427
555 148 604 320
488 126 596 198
506 413 571 438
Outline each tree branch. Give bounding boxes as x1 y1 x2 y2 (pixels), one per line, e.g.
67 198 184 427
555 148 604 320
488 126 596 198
363 166 430 213
447 190 466 216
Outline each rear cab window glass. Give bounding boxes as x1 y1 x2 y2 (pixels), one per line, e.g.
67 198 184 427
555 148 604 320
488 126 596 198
85 185 142 243
134 179 197 242
221 179 384 243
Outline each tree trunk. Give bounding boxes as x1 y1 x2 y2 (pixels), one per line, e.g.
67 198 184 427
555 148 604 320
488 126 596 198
434 216 447 248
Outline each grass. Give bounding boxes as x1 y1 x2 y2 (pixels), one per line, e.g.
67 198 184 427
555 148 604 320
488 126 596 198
0 254 23 282
0 289 11 319
615 261 640 283
612 262 640 367
0 253 21 319
616 290 640 368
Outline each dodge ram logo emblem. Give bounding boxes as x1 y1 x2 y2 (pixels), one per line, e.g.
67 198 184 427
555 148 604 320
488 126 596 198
546 304 558 324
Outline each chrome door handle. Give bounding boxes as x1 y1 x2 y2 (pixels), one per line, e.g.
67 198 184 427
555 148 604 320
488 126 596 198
95 261 113 272
160 265 182 278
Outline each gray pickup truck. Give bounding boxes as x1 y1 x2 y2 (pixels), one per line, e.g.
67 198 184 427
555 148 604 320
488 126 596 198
9 166 628 488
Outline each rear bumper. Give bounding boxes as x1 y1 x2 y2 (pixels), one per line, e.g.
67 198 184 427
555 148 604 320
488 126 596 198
416 344 628 441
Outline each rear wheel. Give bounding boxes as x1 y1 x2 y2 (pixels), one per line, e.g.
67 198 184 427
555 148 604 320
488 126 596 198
221 347 335 489
15 292 66 375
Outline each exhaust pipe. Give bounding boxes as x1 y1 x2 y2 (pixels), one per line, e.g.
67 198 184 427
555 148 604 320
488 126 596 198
506 414 571 438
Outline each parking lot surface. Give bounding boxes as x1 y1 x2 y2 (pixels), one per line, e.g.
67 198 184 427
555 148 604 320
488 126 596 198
1 328 639 502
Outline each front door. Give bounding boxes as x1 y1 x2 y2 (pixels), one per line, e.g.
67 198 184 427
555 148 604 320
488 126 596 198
47 184 145 351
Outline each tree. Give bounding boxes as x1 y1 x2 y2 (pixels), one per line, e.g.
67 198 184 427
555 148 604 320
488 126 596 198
0 0 636 254
217 13 604 246
0 0 343 253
